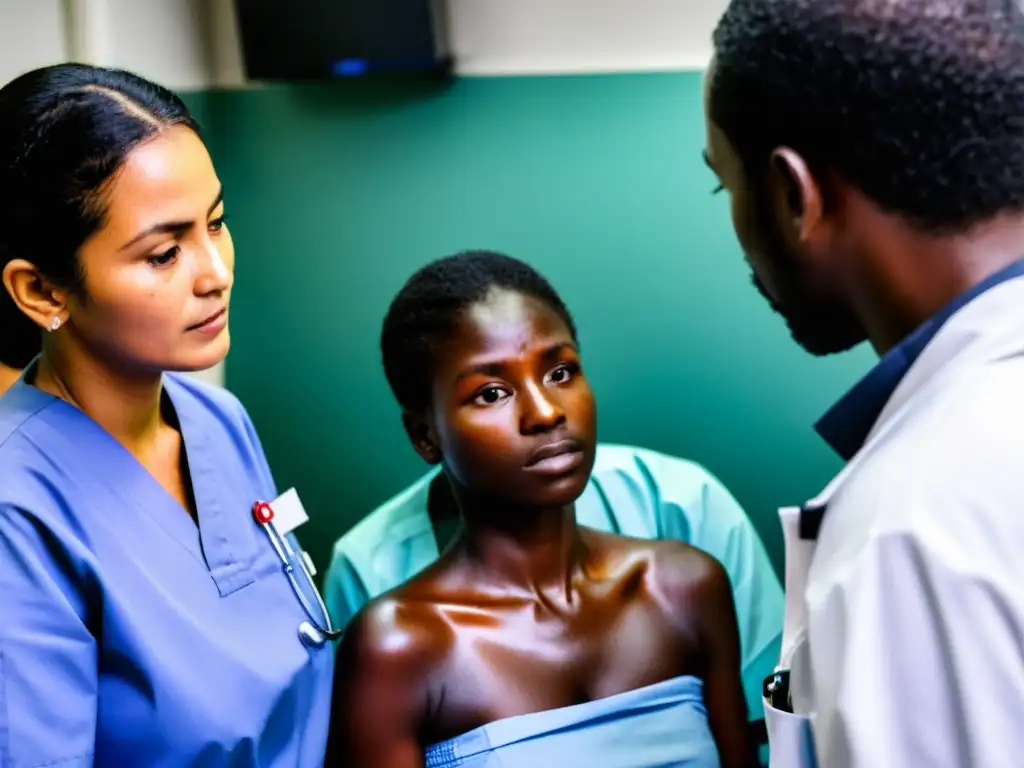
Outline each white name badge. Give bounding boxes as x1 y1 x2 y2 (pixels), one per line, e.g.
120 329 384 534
270 487 309 535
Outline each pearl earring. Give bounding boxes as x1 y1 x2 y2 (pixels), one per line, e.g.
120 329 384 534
49 316 61 332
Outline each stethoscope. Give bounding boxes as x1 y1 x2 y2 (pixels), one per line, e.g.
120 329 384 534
252 501 343 648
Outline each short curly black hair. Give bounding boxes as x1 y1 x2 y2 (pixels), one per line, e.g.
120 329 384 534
709 0 1024 233
380 250 578 413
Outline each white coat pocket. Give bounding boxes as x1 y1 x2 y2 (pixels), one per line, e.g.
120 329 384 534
764 696 817 768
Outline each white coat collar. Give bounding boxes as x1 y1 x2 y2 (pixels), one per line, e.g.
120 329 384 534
807 273 1024 514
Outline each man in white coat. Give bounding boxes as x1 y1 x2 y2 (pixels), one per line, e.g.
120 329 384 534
702 1 1024 766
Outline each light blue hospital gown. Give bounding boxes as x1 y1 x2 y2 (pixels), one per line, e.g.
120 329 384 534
0 370 333 767
424 675 718 768
325 443 783 726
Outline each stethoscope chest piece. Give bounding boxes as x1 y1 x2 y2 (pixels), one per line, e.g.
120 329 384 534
298 621 326 648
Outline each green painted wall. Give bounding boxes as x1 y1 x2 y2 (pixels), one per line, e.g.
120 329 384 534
185 73 873 581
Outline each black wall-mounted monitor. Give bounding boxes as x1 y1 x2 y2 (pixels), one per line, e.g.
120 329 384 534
234 0 452 81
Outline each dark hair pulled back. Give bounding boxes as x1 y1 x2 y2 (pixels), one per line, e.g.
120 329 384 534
0 63 199 368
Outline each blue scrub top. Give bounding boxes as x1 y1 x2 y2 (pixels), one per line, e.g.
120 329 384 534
0 371 333 767
324 443 783 728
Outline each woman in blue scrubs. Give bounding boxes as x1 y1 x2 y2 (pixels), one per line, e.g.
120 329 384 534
0 64 333 766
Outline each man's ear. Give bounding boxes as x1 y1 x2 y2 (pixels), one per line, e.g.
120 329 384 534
767 147 825 245
2 259 69 331
401 410 441 465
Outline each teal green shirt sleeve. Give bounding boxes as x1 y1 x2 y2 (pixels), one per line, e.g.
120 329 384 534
694 471 783 722
323 543 370 630
323 467 442 629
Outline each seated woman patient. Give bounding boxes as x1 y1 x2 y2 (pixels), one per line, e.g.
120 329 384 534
328 251 752 768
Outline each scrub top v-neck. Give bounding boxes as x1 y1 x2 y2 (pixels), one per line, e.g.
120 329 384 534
0 369 333 767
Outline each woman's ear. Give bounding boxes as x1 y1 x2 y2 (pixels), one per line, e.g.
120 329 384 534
401 410 442 465
2 259 69 330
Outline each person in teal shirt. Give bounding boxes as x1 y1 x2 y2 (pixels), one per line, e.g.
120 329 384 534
324 438 783 754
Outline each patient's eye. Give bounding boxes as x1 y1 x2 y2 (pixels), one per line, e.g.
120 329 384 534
474 386 510 406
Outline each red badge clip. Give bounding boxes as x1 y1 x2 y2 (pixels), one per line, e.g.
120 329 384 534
252 501 275 525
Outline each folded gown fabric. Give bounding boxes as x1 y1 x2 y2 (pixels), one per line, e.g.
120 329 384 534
424 674 719 768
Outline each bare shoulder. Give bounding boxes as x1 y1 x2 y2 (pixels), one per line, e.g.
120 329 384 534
329 576 457 761
647 540 731 613
590 531 733 628
338 578 454 679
